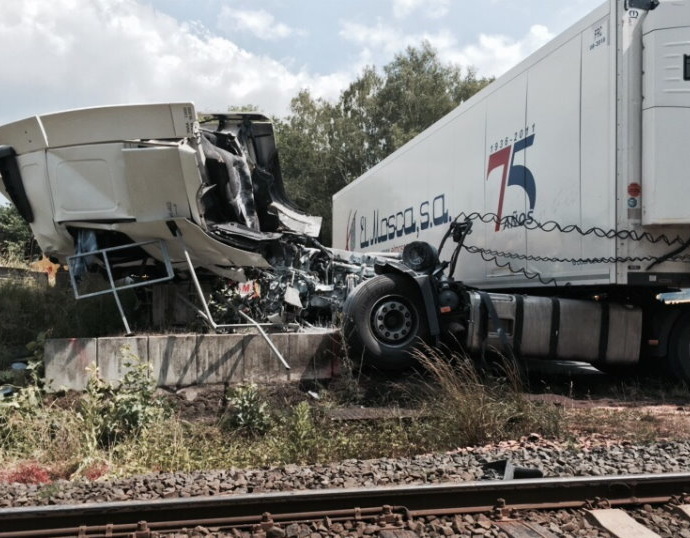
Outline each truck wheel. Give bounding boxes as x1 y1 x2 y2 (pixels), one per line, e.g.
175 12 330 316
667 311 690 382
342 274 429 371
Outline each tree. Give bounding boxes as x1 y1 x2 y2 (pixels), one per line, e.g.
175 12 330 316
275 42 493 245
374 41 490 153
0 204 36 261
274 90 337 228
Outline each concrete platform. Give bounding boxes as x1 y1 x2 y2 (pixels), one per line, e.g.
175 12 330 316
44 330 342 392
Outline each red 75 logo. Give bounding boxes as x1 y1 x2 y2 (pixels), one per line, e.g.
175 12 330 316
486 134 536 231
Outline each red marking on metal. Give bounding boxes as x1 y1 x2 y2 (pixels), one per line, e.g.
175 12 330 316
487 146 513 232
628 183 641 197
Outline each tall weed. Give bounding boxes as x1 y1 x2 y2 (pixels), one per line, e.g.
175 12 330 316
412 345 562 447
275 401 319 463
79 357 168 450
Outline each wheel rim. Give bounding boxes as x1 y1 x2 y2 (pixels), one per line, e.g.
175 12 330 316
371 296 417 346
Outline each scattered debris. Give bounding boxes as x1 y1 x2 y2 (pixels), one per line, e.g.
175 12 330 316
482 459 544 480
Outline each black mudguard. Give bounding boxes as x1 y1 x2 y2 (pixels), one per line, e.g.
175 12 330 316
374 260 441 337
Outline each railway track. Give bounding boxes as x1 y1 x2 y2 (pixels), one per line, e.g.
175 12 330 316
2 473 690 537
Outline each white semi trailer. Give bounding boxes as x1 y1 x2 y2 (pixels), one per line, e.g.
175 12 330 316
333 0 690 379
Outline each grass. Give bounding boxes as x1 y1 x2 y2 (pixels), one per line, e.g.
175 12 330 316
607 376 690 405
1 344 687 484
565 405 684 444
410 346 563 447
0 345 565 482
0 253 32 270
0 278 136 367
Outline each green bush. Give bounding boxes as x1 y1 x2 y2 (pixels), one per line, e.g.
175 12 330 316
79 355 169 449
222 384 272 436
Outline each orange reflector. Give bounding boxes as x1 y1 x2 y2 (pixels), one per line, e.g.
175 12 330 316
440 306 452 314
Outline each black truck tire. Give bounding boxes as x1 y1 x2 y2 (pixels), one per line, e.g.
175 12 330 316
667 311 690 382
342 274 429 371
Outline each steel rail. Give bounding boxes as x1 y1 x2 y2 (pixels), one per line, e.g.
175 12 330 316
2 473 690 537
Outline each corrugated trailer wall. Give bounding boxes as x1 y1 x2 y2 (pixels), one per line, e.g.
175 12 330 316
333 0 690 290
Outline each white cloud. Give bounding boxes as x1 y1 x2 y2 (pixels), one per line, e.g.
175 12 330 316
340 20 554 78
0 0 345 124
217 6 302 40
391 0 450 19
340 21 403 56
446 24 554 76
340 21 455 58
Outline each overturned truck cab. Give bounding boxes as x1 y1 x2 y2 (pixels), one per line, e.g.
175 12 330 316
0 103 393 333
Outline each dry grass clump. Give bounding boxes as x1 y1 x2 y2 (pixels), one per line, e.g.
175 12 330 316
411 345 563 448
0 252 32 270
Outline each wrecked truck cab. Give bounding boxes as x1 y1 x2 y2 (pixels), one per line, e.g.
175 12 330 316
0 102 437 370
0 103 319 275
0 103 382 329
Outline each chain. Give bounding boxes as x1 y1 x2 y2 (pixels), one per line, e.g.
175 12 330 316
454 212 690 286
457 212 690 246
464 245 690 266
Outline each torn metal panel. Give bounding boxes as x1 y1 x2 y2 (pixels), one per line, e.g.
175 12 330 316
270 200 322 238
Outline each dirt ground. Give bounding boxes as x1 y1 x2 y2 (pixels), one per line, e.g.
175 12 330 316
162 364 690 445
521 362 690 441
526 393 690 441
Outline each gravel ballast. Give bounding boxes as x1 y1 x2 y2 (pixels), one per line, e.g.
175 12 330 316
1 436 689 508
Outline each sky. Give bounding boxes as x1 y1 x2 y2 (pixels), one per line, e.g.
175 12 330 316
0 0 604 205
0 0 606 125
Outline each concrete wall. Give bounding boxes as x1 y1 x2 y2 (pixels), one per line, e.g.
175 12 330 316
44 330 342 392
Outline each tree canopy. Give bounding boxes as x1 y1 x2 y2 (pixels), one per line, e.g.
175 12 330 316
275 42 492 245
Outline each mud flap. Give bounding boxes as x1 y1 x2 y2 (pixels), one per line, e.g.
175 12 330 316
374 260 441 338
